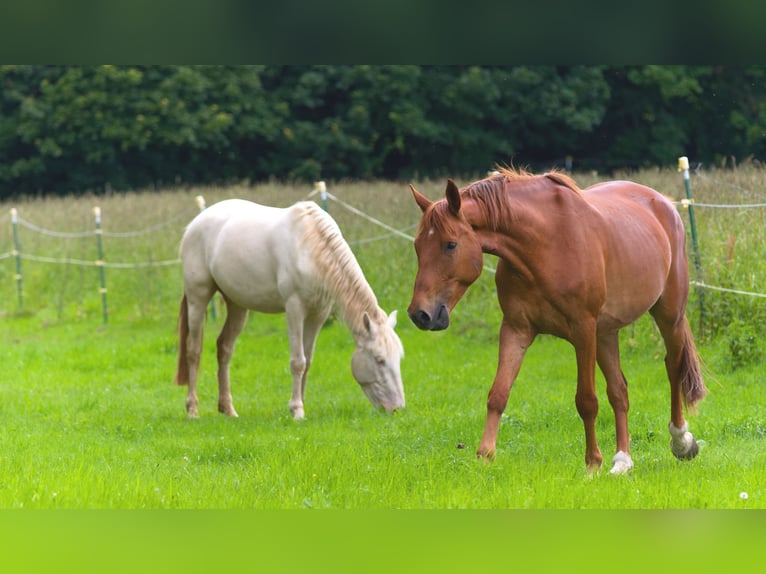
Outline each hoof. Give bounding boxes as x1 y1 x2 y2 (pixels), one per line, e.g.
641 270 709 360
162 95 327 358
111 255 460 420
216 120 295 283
586 463 602 476
218 403 239 417
476 449 496 463
289 401 305 420
585 451 604 476
669 421 699 460
609 451 634 475
672 436 699 460
186 398 199 419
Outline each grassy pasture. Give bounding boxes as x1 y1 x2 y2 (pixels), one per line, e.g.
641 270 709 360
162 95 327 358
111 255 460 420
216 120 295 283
0 166 764 509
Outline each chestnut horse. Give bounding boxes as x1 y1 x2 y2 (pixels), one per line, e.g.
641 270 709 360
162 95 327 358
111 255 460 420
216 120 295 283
175 199 404 420
408 168 706 474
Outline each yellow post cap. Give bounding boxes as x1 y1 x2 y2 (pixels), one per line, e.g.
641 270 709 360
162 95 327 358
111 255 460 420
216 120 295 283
677 156 689 171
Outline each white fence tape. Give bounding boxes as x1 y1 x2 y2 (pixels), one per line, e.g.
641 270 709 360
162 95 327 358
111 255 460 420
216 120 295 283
691 281 766 299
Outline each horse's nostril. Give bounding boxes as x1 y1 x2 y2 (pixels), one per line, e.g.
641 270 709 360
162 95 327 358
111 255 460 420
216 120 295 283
416 310 431 325
408 309 432 328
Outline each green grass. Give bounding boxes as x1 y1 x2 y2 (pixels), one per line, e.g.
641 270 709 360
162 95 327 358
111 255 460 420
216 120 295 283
0 312 762 509
0 168 764 509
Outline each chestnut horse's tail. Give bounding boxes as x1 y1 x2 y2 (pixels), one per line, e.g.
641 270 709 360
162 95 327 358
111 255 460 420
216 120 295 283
678 320 707 409
174 294 190 386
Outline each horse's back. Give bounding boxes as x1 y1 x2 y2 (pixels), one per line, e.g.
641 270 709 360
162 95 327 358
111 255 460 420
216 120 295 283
181 199 316 312
182 199 287 266
186 198 287 236
584 180 685 259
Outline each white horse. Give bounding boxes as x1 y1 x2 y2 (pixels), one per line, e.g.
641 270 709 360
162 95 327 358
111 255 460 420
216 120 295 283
174 198 405 419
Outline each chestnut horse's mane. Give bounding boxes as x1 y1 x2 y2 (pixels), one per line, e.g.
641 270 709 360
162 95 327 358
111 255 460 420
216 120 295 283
421 166 582 233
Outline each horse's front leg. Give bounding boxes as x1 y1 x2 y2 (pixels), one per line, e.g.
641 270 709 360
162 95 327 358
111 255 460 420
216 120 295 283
477 323 535 461
573 319 603 473
597 330 633 474
285 297 307 420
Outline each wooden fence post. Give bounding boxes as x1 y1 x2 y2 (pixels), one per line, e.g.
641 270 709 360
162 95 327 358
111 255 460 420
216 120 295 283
10 208 23 311
94 207 108 324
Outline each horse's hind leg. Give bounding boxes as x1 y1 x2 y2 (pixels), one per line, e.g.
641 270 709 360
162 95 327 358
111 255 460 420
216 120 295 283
596 330 633 474
216 297 248 417
184 294 210 418
651 300 707 461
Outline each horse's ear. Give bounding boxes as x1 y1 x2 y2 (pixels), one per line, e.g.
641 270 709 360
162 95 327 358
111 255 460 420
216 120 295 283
387 309 398 328
410 184 432 213
446 179 461 216
362 311 377 337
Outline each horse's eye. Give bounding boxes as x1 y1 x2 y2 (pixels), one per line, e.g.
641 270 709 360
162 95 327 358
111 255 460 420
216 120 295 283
375 357 386 366
444 241 457 252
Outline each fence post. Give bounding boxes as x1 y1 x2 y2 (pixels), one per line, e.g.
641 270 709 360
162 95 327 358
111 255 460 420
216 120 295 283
10 208 23 310
678 156 705 330
94 207 108 324
314 181 328 211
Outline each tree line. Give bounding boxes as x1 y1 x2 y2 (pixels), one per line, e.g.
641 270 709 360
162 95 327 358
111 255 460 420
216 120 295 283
1 65 764 197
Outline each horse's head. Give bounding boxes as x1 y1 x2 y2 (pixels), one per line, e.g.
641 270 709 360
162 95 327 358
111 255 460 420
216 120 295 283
408 179 484 331
351 310 405 412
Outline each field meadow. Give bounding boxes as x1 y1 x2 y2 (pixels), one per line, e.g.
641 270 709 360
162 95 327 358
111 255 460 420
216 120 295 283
0 166 764 570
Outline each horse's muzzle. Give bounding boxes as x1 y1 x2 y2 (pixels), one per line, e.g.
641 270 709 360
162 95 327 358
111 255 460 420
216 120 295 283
408 304 450 331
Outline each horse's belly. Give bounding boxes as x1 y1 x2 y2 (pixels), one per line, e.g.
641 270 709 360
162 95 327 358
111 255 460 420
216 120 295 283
212 269 286 312
207 240 286 312
600 251 668 328
598 299 654 331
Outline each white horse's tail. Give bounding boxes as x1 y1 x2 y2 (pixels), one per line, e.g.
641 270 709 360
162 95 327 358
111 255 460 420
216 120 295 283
174 294 190 386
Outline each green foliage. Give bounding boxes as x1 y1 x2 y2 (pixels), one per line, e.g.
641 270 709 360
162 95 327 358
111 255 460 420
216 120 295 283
1 65 285 194
723 319 763 371
7 65 766 196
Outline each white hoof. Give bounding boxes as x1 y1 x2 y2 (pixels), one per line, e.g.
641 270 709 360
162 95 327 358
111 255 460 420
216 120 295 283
668 421 695 458
609 451 634 475
669 421 698 459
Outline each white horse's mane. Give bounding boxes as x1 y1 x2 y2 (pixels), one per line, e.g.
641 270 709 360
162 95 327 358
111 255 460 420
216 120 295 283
293 202 388 336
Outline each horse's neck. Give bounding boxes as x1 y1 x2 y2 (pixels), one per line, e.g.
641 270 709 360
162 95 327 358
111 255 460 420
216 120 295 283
461 190 523 232
463 189 569 262
296 205 384 335
316 242 384 337
338 278 381 333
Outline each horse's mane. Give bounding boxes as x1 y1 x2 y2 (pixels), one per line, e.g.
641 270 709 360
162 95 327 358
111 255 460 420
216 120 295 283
422 167 581 233
293 202 389 334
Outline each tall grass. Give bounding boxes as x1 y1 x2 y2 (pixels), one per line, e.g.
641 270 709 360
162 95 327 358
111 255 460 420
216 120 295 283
0 166 764 509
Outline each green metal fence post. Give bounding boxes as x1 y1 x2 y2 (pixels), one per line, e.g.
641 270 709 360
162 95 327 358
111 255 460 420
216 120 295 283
678 156 705 330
